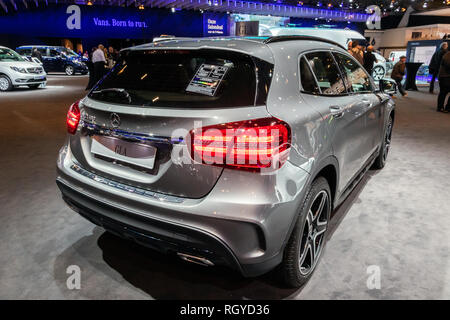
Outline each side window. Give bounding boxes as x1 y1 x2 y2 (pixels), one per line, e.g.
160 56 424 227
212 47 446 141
17 49 30 55
334 53 373 93
38 48 47 56
305 51 347 96
50 49 60 57
299 57 320 94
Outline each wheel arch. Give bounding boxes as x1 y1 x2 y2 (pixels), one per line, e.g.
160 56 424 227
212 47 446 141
281 156 340 251
308 156 340 208
389 108 395 121
314 162 338 208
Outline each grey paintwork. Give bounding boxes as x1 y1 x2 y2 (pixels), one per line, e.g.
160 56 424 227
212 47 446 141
56 37 395 272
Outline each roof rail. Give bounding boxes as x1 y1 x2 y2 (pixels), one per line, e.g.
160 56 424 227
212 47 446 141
263 35 345 50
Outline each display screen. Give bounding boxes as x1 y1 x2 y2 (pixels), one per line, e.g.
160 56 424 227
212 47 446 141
411 46 436 65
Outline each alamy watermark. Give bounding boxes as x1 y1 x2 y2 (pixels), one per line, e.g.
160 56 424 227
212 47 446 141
366 265 381 290
66 265 81 290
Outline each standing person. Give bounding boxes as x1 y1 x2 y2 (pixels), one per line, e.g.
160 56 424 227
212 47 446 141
437 50 450 113
363 45 378 76
31 47 42 62
350 40 364 65
106 46 116 69
92 44 106 84
86 47 97 90
108 46 118 62
428 42 448 93
103 47 109 65
391 56 407 97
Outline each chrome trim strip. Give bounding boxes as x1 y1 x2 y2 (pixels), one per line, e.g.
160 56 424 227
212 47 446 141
82 121 184 144
177 253 215 266
70 163 185 203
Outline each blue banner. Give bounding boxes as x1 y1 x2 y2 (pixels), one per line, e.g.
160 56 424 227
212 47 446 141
0 5 209 40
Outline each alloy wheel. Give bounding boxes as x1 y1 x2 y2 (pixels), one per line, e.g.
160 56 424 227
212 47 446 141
298 190 329 276
372 66 385 81
65 66 74 76
382 119 393 163
0 77 9 91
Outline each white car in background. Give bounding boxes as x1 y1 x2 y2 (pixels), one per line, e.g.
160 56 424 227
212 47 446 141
262 27 390 80
372 51 389 81
389 50 407 64
0 46 46 92
261 27 366 47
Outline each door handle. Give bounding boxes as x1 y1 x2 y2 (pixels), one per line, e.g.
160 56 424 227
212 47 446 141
330 106 344 118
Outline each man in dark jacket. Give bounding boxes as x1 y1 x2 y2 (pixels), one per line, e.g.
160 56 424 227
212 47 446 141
437 50 450 112
429 42 448 93
363 45 378 75
31 48 42 62
391 56 407 97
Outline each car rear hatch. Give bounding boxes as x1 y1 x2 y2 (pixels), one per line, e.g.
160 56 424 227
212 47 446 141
69 46 274 199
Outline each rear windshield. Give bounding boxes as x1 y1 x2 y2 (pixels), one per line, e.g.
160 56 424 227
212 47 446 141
88 49 272 108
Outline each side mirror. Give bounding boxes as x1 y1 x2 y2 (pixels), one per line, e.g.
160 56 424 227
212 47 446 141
379 79 397 95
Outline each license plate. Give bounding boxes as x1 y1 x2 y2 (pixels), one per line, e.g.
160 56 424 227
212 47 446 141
34 76 45 80
91 136 157 170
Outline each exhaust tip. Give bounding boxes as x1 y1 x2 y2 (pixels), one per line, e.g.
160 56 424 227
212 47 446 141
177 253 214 267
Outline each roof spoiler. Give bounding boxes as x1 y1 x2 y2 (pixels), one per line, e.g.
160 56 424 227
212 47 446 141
263 35 345 50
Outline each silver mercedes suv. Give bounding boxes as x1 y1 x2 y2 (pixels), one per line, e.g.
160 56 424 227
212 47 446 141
56 36 395 287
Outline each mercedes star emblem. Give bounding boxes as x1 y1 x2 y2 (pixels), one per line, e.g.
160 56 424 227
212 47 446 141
110 113 121 128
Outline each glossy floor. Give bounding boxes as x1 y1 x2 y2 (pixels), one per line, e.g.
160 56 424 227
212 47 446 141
0 76 449 299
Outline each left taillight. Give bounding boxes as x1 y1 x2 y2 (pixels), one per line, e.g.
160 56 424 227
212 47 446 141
67 100 81 135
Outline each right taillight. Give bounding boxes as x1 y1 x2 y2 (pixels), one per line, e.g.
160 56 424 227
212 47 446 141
67 100 80 135
189 117 291 171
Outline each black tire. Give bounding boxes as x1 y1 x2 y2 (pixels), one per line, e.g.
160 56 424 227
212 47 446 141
27 84 40 89
372 116 393 170
0 75 13 92
281 177 332 288
65 65 75 76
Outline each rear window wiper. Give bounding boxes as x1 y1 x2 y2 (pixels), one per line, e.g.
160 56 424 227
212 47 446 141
91 88 132 103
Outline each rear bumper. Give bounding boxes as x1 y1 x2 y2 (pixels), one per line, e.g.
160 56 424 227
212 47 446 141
56 177 281 277
56 143 310 277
